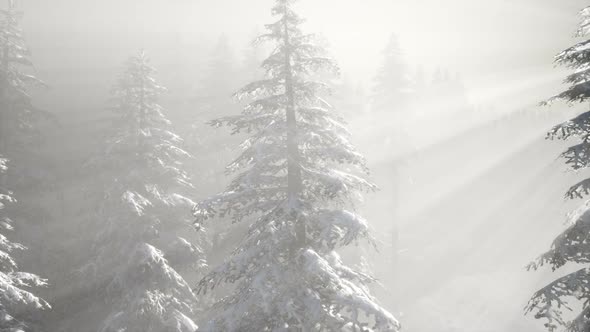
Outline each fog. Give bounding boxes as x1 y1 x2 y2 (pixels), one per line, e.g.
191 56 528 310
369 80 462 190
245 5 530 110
2 0 590 331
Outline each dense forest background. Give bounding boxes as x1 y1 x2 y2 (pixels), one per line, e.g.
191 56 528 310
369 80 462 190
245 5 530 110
1 0 590 331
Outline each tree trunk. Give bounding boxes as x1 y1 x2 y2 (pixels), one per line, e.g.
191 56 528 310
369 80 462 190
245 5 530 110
283 11 305 249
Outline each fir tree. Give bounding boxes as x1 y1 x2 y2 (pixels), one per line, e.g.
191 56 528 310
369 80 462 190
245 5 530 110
193 1 400 330
86 51 204 332
371 34 411 115
188 35 240 187
195 34 239 118
0 0 47 153
527 6 590 332
0 0 54 208
0 3 50 331
0 156 49 331
367 36 414 314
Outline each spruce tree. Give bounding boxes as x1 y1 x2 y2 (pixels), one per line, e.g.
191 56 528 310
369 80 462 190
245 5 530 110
0 2 50 330
87 51 204 332
0 155 49 331
371 34 411 114
189 35 240 188
193 1 400 330
526 6 590 332
195 35 239 119
0 0 47 153
368 35 414 315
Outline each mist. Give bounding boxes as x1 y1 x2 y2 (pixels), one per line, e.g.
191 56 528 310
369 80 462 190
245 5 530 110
1 0 589 331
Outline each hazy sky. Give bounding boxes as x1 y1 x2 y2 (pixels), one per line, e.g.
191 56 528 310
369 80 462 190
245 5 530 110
17 0 590 108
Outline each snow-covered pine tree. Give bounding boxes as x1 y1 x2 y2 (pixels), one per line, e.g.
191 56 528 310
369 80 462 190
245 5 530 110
0 0 47 153
0 3 51 331
193 1 400 330
371 34 411 115
188 35 240 189
526 6 590 332
195 35 239 119
367 34 414 316
0 156 49 331
87 50 204 332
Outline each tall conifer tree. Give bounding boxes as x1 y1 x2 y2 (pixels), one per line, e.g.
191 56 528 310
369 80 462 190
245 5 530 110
193 1 400 330
87 51 204 332
371 34 411 114
0 2 50 330
0 0 47 152
527 6 590 332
